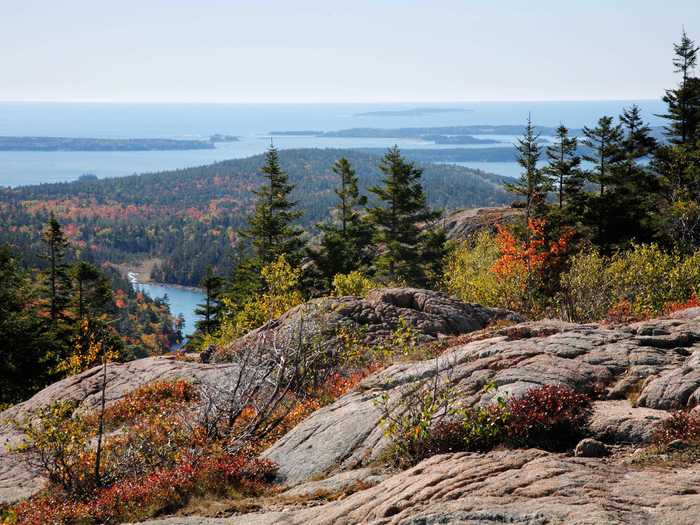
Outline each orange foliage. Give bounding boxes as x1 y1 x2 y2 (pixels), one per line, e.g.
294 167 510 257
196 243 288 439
664 293 700 315
491 219 574 277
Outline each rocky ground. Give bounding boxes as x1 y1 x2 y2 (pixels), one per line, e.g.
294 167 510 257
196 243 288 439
4 291 700 524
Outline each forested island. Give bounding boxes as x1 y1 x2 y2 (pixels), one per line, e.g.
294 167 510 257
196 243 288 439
271 124 666 141
0 136 217 151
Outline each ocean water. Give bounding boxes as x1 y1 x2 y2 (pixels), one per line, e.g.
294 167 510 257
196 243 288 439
0 100 666 186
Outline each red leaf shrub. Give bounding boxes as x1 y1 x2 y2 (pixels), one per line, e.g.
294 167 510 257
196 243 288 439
506 385 592 450
99 378 197 429
7 452 276 525
652 410 700 445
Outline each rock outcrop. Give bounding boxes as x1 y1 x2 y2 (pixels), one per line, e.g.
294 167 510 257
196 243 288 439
0 357 238 505
264 314 700 484
0 288 515 505
6 300 700 523
137 449 700 525
442 206 523 241
216 288 521 360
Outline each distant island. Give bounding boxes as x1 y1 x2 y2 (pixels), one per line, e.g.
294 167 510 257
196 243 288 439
0 136 216 151
421 134 500 145
209 134 239 143
270 124 666 144
353 107 473 117
271 125 572 139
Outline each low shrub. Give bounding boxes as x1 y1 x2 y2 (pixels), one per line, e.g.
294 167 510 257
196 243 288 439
380 382 592 466
7 452 276 525
332 271 376 298
506 385 592 450
652 410 700 445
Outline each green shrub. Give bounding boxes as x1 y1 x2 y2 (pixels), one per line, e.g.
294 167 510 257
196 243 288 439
332 271 376 298
558 244 700 322
558 249 613 322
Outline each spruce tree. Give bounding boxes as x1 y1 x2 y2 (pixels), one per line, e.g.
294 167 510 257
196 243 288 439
70 261 111 320
367 146 443 285
543 125 582 209
312 157 372 290
505 116 549 223
244 146 304 265
0 245 61 404
620 105 657 175
582 116 624 196
195 267 223 335
41 212 71 323
660 30 700 145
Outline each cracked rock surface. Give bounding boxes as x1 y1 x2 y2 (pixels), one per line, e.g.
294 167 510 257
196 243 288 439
264 312 700 484
137 449 700 525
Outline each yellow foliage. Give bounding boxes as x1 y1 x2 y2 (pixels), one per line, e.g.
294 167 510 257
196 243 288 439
204 255 303 347
444 231 524 310
332 271 376 298
58 319 120 375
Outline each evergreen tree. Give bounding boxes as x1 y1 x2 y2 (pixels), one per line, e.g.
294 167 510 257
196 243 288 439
41 212 71 323
0 245 61 404
70 261 112 320
311 157 372 290
367 146 444 285
620 105 658 175
582 116 624 197
505 116 549 223
660 30 700 145
543 124 582 209
195 267 223 335
243 145 304 265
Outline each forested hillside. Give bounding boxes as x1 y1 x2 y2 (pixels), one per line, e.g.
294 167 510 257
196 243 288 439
0 149 511 286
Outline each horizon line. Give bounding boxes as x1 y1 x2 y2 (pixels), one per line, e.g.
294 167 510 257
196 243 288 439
0 97 663 105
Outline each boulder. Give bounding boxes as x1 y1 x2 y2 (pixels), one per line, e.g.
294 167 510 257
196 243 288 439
589 400 669 444
215 287 521 360
574 438 609 457
442 206 523 241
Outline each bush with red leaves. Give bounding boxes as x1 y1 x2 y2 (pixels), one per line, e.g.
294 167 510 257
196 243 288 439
506 385 592 451
7 452 276 525
652 410 700 445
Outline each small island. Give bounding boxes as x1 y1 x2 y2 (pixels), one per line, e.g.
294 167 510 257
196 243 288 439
209 134 239 143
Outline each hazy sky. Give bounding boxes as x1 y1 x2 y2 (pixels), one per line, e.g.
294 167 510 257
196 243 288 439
1 0 698 103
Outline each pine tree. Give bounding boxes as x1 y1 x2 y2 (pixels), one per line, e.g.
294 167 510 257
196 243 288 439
506 116 549 222
620 105 657 175
41 212 71 323
70 261 111 320
543 125 582 209
0 245 61 404
312 157 372 290
660 30 700 145
243 146 304 265
582 116 624 196
367 146 443 285
195 267 223 335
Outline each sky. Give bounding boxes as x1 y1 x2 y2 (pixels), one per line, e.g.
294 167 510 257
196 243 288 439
1 0 698 103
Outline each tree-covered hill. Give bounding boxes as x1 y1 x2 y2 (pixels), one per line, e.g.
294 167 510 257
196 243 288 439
0 148 511 286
